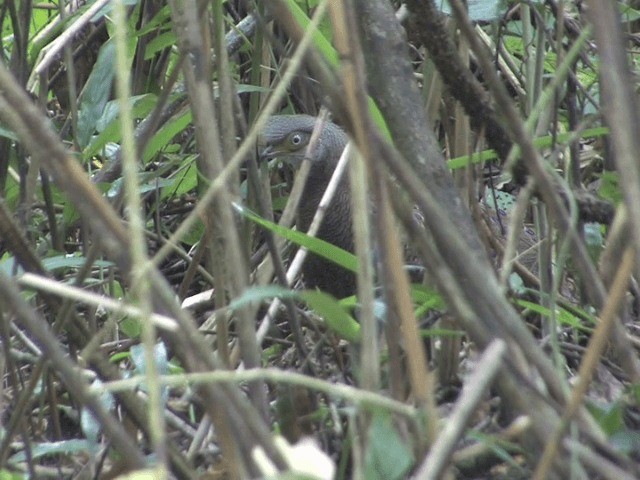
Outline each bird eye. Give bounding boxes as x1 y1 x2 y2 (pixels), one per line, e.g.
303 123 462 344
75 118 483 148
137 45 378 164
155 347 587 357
290 133 303 146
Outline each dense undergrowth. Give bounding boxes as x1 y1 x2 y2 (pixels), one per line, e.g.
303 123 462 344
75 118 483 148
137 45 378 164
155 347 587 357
0 1 639 479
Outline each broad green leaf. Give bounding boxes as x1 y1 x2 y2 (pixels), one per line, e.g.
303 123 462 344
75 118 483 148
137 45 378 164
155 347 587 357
137 5 173 36
411 284 445 314
587 401 625 437
301 290 360 342
285 0 338 66
620 4 640 23
107 174 174 198
84 94 158 160
0 468 27 480
515 299 594 332
160 159 198 200
42 255 114 272
236 204 358 273
229 286 360 342
120 316 142 339
144 31 177 60
281 0 390 140
364 413 414 480
181 221 205 247
142 108 192 163
77 41 117 148
598 171 623 205
228 285 298 310
466 430 523 468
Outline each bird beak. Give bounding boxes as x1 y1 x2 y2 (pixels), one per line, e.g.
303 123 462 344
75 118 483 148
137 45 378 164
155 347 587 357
258 144 277 162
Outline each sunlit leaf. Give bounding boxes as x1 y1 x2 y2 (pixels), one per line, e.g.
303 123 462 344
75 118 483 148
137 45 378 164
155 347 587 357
235 204 358 273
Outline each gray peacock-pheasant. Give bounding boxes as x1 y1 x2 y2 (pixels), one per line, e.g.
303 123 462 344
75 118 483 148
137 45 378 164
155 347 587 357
258 114 539 299
259 114 356 298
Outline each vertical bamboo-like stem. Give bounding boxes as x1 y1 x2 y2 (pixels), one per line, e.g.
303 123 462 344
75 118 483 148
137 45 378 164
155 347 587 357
168 0 266 419
112 0 167 474
331 0 438 451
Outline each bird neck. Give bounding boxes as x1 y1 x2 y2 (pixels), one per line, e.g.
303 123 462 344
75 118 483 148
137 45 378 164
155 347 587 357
297 121 350 232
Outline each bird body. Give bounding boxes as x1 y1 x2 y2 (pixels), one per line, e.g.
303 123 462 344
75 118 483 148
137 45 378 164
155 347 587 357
259 115 356 297
258 115 542 300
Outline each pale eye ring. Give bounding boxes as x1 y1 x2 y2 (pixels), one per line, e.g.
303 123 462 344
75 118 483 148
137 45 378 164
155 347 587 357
290 133 303 145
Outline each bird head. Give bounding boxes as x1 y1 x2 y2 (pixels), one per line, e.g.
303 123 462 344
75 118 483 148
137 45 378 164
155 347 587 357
258 115 347 173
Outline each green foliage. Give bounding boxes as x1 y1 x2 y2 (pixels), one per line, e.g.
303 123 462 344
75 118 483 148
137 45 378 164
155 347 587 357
0 470 27 480
288 0 336 64
587 400 625 437
41 255 113 272
77 40 117 148
466 430 524 469
291 1 332 48
363 413 414 480
141 108 192 163
301 290 360 342
229 285 360 342
282 0 391 139
619 3 640 23
237 204 359 273
83 94 159 160
158 158 198 200
515 299 595 333
447 127 609 170
120 315 142 339
585 398 640 455
0 0 636 477
411 284 445 318
598 171 623 205
143 31 176 60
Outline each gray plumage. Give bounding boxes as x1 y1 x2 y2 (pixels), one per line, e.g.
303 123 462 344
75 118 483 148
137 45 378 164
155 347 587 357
260 115 356 298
